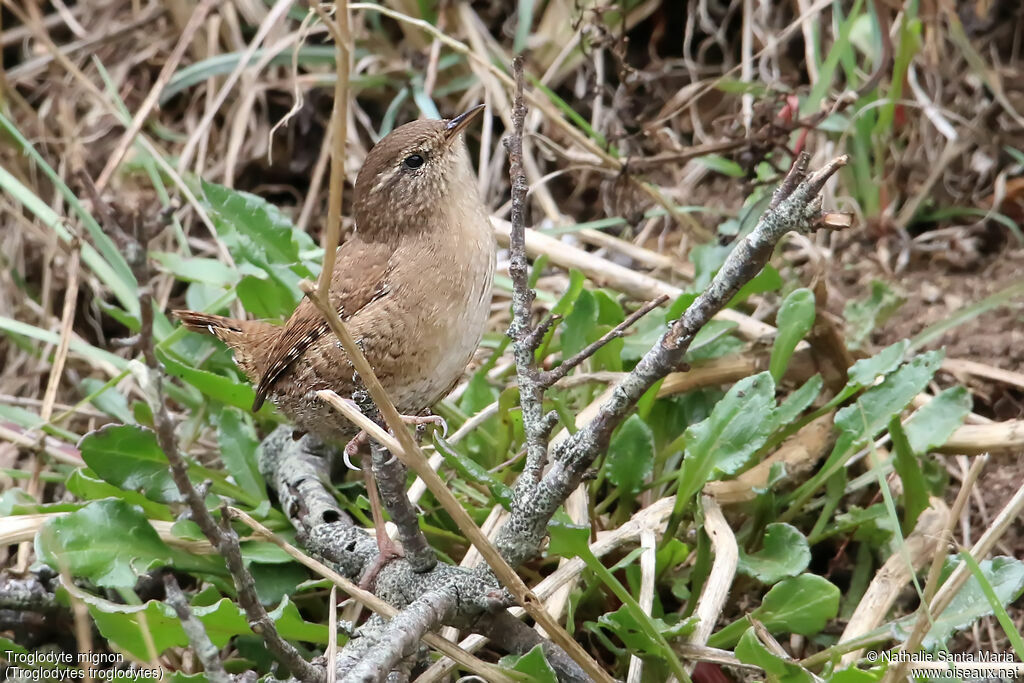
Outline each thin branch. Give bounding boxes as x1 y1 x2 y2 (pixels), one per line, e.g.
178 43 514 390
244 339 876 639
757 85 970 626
369 441 436 573
164 575 230 683
503 55 549 491
538 294 670 388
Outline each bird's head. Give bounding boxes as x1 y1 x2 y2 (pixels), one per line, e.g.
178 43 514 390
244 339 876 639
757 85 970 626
353 105 486 239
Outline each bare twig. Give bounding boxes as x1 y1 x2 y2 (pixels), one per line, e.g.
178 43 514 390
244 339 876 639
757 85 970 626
164 575 230 683
538 294 670 388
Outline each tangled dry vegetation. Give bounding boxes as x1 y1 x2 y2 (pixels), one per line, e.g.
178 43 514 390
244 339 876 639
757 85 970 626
1 0 1023 681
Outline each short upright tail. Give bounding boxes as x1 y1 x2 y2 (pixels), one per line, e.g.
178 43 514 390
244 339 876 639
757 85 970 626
172 310 276 385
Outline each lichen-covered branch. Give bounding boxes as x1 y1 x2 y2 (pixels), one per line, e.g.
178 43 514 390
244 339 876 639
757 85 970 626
256 430 589 683
494 152 850 566
369 441 436 573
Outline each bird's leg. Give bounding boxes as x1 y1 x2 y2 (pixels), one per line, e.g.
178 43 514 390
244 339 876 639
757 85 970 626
346 435 404 590
358 464 404 590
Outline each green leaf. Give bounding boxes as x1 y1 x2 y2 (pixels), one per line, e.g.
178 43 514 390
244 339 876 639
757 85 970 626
847 339 909 388
268 596 330 644
501 645 557 683
79 425 180 503
236 275 298 319
889 417 928 534
36 499 172 588
606 415 655 497
902 556 1024 649
843 280 904 350
151 252 238 287
433 434 513 508
790 351 943 513
64 469 173 520
709 574 840 648
546 519 591 559
773 375 823 426
696 154 746 178
561 289 598 359
770 288 816 382
730 264 783 306
215 408 267 502
835 351 944 442
735 628 813 682
903 386 971 454
677 372 777 504
738 524 811 584
80 377 134 424
158 348 263 413
82 594 249 660
162 46 337 103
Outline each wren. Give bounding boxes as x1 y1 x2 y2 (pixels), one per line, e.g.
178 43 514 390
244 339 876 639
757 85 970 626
175 106 496 444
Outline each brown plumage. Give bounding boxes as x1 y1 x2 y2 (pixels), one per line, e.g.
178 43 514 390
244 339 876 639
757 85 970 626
175 106 495 443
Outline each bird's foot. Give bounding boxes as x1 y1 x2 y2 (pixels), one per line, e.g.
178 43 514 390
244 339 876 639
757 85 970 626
343 430 369 470
357 534 404 591
404 413 448 440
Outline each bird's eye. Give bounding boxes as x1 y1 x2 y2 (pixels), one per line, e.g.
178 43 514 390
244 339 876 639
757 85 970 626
403 154 425 169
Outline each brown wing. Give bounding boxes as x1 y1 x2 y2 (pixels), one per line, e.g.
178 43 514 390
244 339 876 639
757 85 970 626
252 239 392 411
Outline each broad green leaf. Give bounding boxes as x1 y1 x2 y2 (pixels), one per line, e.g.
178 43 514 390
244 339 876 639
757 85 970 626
904 386 971 454
677 372 777 504
250 561 309 606
730 264 783 306
158 348 262 413
709 574 840 648
898 556 1024 649
771 288 816 382
847 340 909 388
606 415 655 497
774 375 823 426
546 519 591 559
268 596 330 644
501 645 557 683
835 351 944 441
735 628 813 682
64 469 173 520
738 524 811 584
82 594 249 660
36 499 172 588
79 425 180 503
216 407 267 501
236 275 297 319
561 289 598 359
756 574 840 634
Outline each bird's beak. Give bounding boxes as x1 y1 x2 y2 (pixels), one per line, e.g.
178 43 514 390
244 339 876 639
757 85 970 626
444 104 486 142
